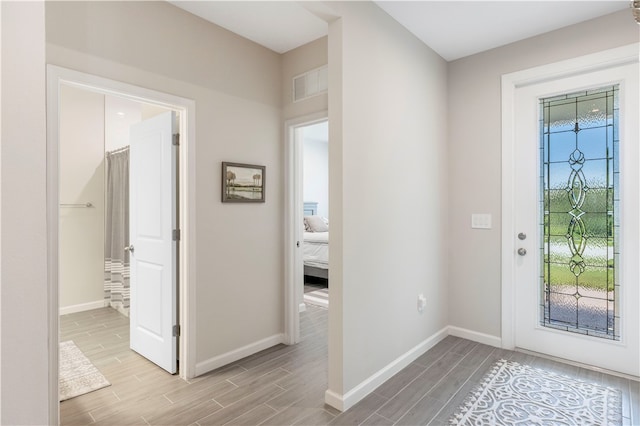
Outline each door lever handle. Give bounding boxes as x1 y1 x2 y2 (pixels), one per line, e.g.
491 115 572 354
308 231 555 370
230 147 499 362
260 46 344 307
125 245 135 254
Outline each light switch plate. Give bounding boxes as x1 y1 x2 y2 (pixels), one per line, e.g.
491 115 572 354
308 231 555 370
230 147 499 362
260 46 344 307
471 214 492 229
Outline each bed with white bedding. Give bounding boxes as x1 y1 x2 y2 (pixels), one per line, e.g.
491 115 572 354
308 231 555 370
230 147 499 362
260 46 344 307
303 213 329 280
303 231 328 279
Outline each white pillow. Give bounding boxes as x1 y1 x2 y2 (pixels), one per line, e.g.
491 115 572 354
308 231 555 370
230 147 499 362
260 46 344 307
304 215 328 232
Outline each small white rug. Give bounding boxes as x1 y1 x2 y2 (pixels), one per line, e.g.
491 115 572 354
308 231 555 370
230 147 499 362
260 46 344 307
304 288 329 308
59 340 110 401
450 359 622 425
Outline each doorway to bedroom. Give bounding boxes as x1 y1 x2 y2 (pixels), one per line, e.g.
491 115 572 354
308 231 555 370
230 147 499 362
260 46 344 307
299 121 329 309
284 112 328 345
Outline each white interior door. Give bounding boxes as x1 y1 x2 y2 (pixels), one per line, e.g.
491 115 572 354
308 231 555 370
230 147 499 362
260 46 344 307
513 62 639 377
129 111 177 374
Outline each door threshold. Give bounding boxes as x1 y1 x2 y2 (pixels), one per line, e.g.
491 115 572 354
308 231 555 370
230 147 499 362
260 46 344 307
515 347 640 382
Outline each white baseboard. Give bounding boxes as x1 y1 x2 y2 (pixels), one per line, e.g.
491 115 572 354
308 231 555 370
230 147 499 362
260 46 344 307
324 390 345 411
195 333 285 377
299 302 307 313
59 299 108 316
448 326 502 348
192 324 500 410
324 326 449 412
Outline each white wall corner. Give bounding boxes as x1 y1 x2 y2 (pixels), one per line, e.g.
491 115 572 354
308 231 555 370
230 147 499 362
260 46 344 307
194 334 285 377
447 326 502 348
325 327 449 412
299 302 307 313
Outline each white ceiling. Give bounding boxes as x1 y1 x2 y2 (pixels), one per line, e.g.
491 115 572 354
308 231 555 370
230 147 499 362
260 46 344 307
170 1 631 61
168 1 329 54
377 1 630 61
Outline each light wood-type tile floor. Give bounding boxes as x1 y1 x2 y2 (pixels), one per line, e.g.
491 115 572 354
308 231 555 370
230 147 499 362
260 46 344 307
60 306 639 425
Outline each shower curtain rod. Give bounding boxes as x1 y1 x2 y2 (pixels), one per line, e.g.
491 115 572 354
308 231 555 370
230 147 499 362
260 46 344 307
106 145 129 156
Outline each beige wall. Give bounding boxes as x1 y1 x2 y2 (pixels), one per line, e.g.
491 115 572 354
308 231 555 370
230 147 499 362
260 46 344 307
105 95 143 152
46 2 280 107
447 10 639 338
328 1 449 400
59 85 106 311
0 3 2 420
46 1 284 368
282 36 328 121
1 2 50 424
303 130 329 219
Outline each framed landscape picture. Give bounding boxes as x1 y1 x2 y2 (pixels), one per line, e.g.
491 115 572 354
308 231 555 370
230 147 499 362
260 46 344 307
221 162 266 203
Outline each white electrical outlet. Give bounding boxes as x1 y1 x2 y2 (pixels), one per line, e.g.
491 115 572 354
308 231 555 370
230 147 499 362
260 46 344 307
417 294 427 314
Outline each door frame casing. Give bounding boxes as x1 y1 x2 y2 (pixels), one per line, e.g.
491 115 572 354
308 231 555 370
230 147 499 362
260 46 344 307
46 65 197 415
284 111 328 345
501 44 639 350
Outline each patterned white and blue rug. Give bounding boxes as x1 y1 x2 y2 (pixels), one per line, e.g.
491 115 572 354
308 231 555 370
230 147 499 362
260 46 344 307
450 359 622 425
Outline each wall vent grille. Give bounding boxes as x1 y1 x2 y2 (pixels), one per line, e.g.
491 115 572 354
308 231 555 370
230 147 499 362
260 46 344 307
293 65 328 103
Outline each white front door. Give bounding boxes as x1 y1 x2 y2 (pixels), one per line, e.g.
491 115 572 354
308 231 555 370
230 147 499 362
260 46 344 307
129 111 178 374
512 61 639 377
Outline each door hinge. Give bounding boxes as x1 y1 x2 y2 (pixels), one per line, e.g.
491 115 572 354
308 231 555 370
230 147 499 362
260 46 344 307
173 133 180 146
173 325 181 337
173 229 181 241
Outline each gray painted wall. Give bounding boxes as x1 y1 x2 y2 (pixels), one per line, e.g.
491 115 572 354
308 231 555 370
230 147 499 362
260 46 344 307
1 2 50 424
327 1 449 398
282 37 328 121
303 127 329 219
59 86 105 312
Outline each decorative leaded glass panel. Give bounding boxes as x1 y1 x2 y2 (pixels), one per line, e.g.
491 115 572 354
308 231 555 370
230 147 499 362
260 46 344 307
539 86 619 340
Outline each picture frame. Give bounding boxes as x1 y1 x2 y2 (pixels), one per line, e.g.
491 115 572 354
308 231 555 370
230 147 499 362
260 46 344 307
221 162 266 203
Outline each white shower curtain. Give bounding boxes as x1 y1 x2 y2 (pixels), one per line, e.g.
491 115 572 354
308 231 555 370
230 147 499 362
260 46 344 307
104 147 130 316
